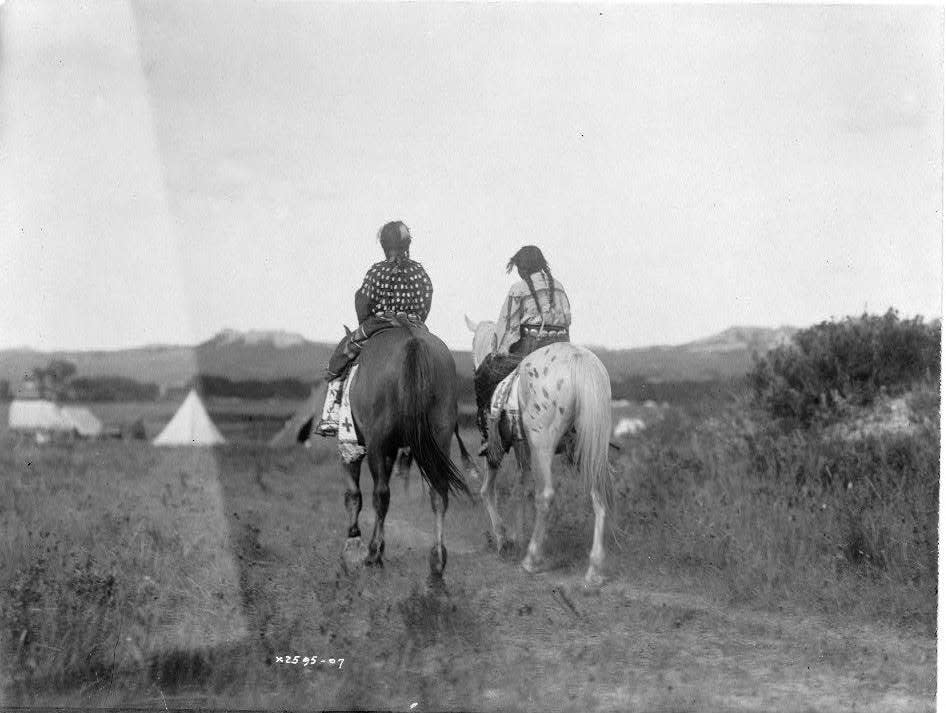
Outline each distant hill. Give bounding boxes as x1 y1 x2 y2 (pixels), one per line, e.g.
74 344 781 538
0 330 335 388
594 325 797 382
683 326 797 354
0 326 796 390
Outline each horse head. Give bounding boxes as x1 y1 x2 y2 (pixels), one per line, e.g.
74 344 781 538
464 315 497 370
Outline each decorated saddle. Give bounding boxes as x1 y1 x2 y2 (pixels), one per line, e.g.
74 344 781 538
488 368 525 442
328 312 426 381
337 364 366 463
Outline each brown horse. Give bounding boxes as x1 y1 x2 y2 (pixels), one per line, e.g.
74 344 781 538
342 321 470 581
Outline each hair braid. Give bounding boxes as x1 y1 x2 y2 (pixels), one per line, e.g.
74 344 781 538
523 272 543 315
543 266 556 310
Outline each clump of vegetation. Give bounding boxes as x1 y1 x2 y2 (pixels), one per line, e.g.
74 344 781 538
557 311 940 633
749 310 940 426
594 385 939 632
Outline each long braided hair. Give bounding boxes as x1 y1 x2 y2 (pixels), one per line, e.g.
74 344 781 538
506 245 556 313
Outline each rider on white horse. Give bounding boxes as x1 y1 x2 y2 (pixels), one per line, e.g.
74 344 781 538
474 245 572 453
315 221 433 437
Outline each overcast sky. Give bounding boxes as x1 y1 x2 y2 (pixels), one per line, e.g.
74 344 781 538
1 1 942 351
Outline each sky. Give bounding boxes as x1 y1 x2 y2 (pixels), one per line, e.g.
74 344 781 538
0 1 942 351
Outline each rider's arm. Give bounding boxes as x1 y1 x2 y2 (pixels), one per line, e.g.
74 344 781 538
355 288 372 323
417 267 433 322
558 284 572 327
356 265 380 323
494 290 521 354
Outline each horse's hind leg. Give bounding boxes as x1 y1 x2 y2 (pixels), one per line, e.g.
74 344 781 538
585 488 607 587
394 448 413 494
522 443 555 574
512 439 531 550
428 483 449 579
480 461 510 554
343 459 363 539
365 448 395 567
341 458 368 567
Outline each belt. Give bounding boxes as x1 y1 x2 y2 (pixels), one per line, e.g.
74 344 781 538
521 325 569 338
376 311 423 323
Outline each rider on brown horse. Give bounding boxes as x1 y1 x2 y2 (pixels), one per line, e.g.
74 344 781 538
315 220 433 436
474 245 572 452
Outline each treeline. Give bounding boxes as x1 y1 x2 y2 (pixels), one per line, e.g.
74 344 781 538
191 376 313 400
70 377 160 402
1 366 319 402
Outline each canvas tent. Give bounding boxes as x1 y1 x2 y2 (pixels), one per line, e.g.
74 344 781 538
61 407 103 438
614 416 646 437
153 389 226 446
8 399 74 433
269 383 326 447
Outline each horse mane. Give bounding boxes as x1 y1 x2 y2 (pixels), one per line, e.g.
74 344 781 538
471 320 497 369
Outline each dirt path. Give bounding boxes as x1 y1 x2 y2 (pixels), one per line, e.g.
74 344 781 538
225 468 929 712
133 454 933 713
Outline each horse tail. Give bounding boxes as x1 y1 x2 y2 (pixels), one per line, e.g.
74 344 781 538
399 338 470 497
570 351 615 509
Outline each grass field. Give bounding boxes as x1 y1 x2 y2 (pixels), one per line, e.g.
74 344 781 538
0 392 937 711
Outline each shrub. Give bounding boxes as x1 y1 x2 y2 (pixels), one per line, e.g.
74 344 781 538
750 310 940 426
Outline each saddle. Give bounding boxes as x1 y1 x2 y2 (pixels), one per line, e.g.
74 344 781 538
328 312 426 381
489 368 525 442
336 364 365 463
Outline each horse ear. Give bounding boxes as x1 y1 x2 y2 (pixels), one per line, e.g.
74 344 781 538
464 314 478 333
491 334 498 352
344 324 353 337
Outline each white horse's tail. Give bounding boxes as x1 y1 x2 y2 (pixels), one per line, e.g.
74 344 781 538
570 350 614 507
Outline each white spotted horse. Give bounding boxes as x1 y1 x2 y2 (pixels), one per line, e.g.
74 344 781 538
465 316 615 588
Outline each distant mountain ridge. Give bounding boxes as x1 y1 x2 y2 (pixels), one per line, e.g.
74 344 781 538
683 326 797 353
206 329 308 349
0 326 797 389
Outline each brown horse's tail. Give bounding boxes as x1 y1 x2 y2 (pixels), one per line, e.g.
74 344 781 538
399 337 470 496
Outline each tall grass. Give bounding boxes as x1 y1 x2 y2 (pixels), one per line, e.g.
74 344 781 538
0 440 254 698
595 385 939 633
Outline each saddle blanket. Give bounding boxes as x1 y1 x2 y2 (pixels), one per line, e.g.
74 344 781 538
489 368 525 441
337 365 366 463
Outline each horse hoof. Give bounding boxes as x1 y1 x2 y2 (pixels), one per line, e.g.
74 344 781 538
498 539 517 559
583 559 607 589
429 544 448 576
364 541 385 567
466 467 482 486
341 538 367 572
521 555 548 574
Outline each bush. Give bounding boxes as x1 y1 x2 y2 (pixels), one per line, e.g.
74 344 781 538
750 310 940 426
605 386 938 632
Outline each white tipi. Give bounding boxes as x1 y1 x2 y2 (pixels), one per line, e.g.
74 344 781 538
153 390 226 446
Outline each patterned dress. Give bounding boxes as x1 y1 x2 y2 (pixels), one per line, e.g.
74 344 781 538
326 257 433 380
358 258 433 322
